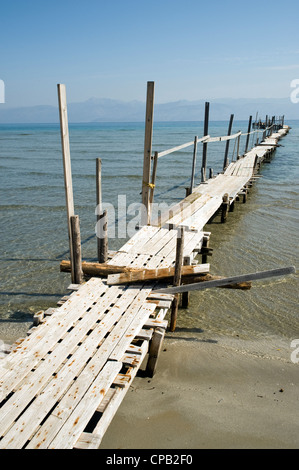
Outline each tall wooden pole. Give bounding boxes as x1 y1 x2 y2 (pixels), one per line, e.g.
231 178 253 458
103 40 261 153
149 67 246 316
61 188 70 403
57 84 75 283
223 114 234 170
141 81 155 226
201 102 209 182
245 115 252 153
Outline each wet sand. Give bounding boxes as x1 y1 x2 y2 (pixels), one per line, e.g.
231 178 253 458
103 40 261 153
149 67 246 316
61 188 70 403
100 333 299 449
1 323 298 449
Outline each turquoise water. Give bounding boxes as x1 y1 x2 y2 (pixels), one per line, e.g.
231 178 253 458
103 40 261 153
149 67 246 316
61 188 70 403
0 120 298 342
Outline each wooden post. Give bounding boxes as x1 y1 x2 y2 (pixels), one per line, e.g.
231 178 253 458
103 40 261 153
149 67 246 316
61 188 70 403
146 327 165 377
141 81 155 226
181 257 190 308
185 187 191 198
96 158 103 262
190 136 198 193
201 102 209 182
221 193 229 223
223 114 234 170
236 131 241 159
245 115 252 153
70 215 83 284
57 84 75 284
149 151 158 223
98 209 108 263
201 233 210 264
170 227 184 332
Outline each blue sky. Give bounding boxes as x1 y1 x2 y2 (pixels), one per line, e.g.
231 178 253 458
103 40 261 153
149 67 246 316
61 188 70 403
1 0 299 107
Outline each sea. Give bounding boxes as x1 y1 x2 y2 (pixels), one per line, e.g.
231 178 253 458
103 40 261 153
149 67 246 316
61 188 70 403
0 120 298 344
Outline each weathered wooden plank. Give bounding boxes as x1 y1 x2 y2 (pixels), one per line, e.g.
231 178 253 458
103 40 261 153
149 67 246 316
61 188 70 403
48 361 122 449
109 302 156 361
61 259 156 276
0 278 107 401
164 193 212 229
75 341 149 449
0 285 123 441
107 263 210 285
117 225 159 254
156 266 296 294
22 285 147 449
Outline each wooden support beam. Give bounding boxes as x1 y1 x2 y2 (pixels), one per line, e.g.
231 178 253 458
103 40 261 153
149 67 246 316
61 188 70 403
57 84 75 284
61 260 139 276
107 264 210 285
170 227 184 332
60 259 209 280
141 81 155 226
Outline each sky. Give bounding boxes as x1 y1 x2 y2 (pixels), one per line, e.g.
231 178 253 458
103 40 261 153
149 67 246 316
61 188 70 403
1 0 299 107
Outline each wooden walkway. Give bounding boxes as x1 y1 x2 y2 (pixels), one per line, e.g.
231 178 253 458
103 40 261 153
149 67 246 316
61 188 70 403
0 125 289 449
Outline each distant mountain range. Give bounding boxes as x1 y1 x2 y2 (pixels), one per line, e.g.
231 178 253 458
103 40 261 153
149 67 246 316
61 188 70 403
0 96 297 123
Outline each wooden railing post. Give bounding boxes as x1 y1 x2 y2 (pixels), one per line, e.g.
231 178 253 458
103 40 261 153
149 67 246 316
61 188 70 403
149 151 158 223
236 132 241 159
201 102 209 182
223 114 234 170
245 115 252 153
141 81 155 226
189 136 198 193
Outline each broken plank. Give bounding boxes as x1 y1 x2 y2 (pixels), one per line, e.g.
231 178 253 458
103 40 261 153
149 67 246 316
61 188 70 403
155 266 296 294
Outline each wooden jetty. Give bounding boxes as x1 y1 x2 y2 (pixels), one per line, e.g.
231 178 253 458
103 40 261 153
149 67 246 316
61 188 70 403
0 82 292 449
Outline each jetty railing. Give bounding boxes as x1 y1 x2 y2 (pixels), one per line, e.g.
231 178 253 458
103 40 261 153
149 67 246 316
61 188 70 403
146 116 278 224
142 83 281 225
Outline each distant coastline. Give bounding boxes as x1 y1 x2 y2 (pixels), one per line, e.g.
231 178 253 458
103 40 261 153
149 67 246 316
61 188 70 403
0 96 297 123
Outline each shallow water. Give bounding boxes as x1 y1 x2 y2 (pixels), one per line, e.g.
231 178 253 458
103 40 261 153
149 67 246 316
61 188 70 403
0 120 298 343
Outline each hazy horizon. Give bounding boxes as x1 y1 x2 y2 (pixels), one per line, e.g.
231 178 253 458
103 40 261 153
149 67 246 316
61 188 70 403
1 0 299 109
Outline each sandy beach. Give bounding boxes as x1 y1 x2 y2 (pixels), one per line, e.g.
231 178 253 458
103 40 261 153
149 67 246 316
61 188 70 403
99 332 299 449
0 318 298 450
